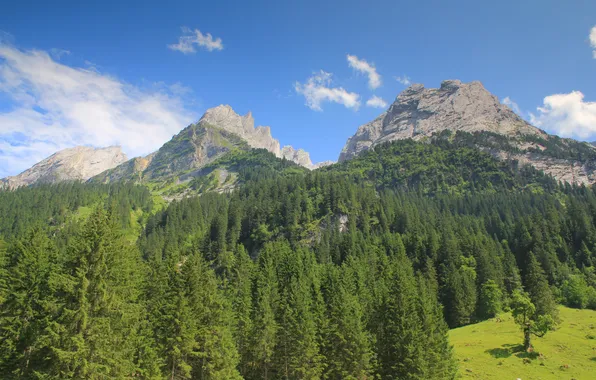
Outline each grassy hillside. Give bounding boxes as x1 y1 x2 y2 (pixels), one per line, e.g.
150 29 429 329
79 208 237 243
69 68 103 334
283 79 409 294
450 306 596 379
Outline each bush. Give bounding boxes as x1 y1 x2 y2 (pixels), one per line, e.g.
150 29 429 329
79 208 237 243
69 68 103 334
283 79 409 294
562 275 590 309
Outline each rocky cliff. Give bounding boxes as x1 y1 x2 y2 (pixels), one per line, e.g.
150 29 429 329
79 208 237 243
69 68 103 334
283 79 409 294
340 80 544 161
199 105 325 169
339 80 596 184
92 105 325 184
1 146 127 189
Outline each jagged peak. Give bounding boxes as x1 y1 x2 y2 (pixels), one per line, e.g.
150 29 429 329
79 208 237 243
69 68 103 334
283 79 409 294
197 105 316 169
340 79 545 162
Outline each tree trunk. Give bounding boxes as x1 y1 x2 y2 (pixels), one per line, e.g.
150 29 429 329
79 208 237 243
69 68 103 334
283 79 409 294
523 327 532 351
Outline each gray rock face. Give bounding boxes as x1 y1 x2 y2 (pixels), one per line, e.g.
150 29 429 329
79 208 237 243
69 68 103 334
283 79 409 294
339 79 596 185
92 105 325 184
1 146 127 189
339 80 545 162
312 161 335 169
281 146 315 169
199 105 324 169
199 105 282 155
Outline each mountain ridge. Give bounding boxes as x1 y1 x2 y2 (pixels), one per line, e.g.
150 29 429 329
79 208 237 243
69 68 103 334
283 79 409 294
339 79 596 184
4 81 596 190
0 146 127 189
2 105 328 189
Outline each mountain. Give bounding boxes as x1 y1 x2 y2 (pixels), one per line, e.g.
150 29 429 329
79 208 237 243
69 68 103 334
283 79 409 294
199 105 326 169
91 105 322 196
0 146 127 189
339 80 596 184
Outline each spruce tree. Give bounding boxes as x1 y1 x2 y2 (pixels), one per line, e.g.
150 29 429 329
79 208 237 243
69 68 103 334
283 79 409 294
375 254 425 379
524 253 558 320
416 272 457 379
0 229 57 377
48 206 143 379
320 265 372 379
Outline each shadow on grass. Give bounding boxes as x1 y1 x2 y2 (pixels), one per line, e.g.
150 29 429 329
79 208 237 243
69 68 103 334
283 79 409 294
486 344 539 360
590 357 596 362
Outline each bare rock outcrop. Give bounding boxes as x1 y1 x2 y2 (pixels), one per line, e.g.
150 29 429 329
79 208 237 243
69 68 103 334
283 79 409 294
339 79 596 184
339 80 545 162
198 105 324 169
1 146 127 189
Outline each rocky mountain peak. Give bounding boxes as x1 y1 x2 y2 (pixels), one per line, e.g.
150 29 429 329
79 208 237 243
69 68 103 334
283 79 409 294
198 104 327 169
339 79 545 162
198 104 281 156
1 145 127 189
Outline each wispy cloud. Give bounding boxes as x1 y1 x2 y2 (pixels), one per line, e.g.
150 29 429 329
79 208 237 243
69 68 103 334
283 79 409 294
294 70 360 111
49 48 70 60
395 75 411 86
168 27 223 54
366 95 387 109
347 54 381 89
590 26 596 59
502 96 522 115
0 44 196 177
530 91 596 140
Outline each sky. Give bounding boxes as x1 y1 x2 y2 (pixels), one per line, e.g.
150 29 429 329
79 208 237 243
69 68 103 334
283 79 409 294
1 0 596 177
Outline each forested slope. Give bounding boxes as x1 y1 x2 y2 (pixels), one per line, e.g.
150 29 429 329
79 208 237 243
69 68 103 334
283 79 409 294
1 139 596 379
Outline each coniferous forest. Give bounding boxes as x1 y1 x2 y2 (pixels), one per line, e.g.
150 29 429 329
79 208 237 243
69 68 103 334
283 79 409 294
2 139 596 379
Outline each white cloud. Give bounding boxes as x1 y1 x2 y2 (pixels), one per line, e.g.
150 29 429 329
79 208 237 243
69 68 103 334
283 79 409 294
366 95 387 108
168 27 223 54
0 44 196 177
502 96 522 115
347 54 381 89
294 70 361 111
529 91 596 139
590 26 596 59
49 48 70 60
395 75 411 86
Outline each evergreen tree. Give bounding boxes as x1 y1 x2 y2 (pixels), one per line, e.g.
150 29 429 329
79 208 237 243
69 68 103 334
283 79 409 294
183 253 241 380
0 229 57 377
416 272 457 379
524 253 558 320
477 280 503 319
375 254 425 379
320 265 372 379
48 206 143 379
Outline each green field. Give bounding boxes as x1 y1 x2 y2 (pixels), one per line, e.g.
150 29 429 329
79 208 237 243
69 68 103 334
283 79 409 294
450 306 596 380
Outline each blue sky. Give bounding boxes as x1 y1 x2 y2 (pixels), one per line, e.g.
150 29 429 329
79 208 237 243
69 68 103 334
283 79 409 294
1 0 596 177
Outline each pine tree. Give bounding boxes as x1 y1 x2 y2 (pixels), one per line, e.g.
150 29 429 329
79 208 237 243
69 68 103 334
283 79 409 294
375 254 426 379
227 244 254 377
247 242 279 380
524 253 557 320
477 280 503 319
320 265 372 379
48 206 143 379
183 253 241 380
0 229 57 377
416 272 457 379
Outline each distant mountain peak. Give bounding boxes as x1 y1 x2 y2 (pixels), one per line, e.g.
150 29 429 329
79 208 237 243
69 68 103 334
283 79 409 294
198 104 323 169
339 79 544 162
199 104 281 155
1 145 127 189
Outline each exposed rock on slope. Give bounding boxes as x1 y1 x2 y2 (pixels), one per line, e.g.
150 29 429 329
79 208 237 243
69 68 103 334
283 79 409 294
281 146 320 169
93 105 323 184
340 80 596 184
340 80 544 162
1 146 127 189
199 105 282 154
199 105 322 169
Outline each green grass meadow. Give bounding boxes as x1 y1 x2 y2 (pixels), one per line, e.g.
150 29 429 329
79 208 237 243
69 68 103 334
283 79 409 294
450 307 596 379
